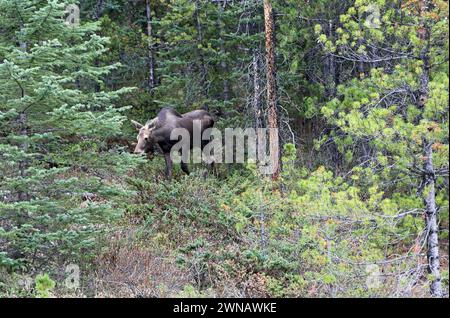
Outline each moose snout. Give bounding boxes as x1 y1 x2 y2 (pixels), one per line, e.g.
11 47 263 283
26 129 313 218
133 144 145 155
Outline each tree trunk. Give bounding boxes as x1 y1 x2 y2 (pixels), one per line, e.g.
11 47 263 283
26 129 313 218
218 2 230 102
194 0 208 109
253 49 264 172
324 19 336 98
93 0 104 93
417 0 442 298
263 0 280 180
253 50 262 131
146 0 156 94
422 142 442 297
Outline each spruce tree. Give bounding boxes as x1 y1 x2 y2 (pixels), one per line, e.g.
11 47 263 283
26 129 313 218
0 0 141 271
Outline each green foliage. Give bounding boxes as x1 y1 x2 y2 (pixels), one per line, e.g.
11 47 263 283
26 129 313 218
0 0 448 298
119 150 431 296
0 0 141 274
316 0 449 244
35 273 56 298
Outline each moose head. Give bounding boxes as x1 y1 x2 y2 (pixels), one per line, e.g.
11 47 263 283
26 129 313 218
131 118 158 157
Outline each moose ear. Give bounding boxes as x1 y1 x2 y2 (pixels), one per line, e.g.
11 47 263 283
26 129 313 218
131 119 143 130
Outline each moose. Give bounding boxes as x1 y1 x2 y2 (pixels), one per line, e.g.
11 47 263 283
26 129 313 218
131 107 215 179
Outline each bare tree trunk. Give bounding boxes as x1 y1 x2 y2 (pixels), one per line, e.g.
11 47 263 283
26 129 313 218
218 2 230 102
253 50 262 131
194 0 208 109
324 19 336 99
93 0 104 93
263 0 280 181
253 48 265 175
146 0 156 94
417 0 442 298
422 142 442 297
220 44 230 102
356 38 365 77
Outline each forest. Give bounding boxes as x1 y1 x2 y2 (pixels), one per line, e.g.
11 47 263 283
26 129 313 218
0 0 448 298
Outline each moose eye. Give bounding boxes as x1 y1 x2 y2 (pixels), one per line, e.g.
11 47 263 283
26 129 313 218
144 137 148 141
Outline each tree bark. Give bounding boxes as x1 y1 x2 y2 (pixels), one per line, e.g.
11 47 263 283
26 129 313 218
417 0 442 298
422 142 442 297
218 2 230 102
253 50 262 131
146 0 156 94
194 0 208 109
263 0 280 180
92 0 104 92
253 49 264 172
324 19 336 98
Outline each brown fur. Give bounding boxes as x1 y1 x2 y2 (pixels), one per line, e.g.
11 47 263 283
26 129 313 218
132 108 214 179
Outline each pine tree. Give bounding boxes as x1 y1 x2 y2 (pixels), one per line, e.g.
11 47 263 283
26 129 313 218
317 0 449 297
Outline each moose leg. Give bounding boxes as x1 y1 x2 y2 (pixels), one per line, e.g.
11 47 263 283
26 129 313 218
181 162 190 175
201 140 216 176
163 152 173 180
178 149 190 175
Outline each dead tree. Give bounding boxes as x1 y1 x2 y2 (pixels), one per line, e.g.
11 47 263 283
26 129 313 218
263 0 280 181
145 0 156 94
194 0 209 109
417 0 442 298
